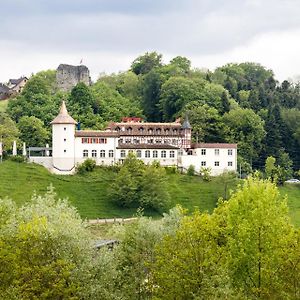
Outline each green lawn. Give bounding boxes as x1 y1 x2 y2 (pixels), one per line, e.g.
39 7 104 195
0 161 300 226
0 100 8 112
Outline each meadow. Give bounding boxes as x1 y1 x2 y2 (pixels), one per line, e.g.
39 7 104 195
1 160 300 226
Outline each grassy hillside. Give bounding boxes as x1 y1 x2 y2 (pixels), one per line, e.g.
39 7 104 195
0 161 300 226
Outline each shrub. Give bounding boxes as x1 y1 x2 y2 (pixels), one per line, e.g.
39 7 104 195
76 159 96 174
8 155 27 163
200 167 211 181
165 165 178 174
187 165 195 176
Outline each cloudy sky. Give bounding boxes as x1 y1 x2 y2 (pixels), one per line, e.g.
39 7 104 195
1 0 300 82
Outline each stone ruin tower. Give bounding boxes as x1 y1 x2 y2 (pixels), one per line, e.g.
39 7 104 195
56 64 91 92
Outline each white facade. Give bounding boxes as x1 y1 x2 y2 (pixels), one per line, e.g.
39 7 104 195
180 146 237 176
30 102 238 175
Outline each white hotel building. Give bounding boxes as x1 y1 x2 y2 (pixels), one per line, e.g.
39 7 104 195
30 101 237 175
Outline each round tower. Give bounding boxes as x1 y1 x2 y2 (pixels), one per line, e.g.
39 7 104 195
50 101 77 173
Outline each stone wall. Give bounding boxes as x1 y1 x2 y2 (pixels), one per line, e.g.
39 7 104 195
56 64 91 92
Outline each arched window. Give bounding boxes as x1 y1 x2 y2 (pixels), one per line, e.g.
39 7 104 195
127 127 132 134
153 150 158 158
91 150 97 157
173 129 177 134
136 150 142 158
145 150 150 158
156 128 161 134
83 150 88 157
148 128 153 134
165 128 169 134
139 127 144 134
100 150 105 158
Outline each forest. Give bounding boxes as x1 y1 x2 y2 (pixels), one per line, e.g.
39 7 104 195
2 52 300 177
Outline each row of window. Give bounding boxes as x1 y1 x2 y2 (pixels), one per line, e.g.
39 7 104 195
119 138 179 145
82 138 107 144
201 149 233 156
201 161 233 167
116 127 181 134
83 150 114 158
120 150 175 159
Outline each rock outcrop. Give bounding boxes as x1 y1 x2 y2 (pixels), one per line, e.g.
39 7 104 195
56 64 91 92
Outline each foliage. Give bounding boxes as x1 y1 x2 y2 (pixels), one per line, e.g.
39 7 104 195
220 176 294 298
76 158 96 174
109 154 170 213
0 187 97 299
131 51 163 75
222 108 266 163
186 164 195 176
8 155 27 163
151 211 230 299
92 81 142 123
200 167 212 181
183 102 224 142
0 112 20 153
216 171 237 200
265 156 276 179
17 115 50 146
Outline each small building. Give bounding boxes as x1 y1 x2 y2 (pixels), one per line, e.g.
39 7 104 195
29 101 237 175
7 77 28 94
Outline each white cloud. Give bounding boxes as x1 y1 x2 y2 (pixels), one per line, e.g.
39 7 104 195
1 0 300 82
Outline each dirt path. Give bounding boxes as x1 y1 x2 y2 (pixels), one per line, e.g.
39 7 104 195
88 217 137 225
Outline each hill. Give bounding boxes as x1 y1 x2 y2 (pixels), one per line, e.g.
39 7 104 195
0 161 300 226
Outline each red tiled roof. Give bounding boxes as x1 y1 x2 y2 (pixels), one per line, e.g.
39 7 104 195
75 130 119 137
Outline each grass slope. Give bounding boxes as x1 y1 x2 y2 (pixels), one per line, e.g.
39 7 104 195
0 161 300 226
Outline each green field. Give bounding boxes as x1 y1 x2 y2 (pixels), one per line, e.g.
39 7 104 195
0 99 8 112
0 161 300 226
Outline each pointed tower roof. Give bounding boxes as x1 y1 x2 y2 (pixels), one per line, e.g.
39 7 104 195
181 114 191 129
50 101 77 125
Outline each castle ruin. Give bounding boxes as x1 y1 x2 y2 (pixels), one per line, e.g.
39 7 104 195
56 64 91 92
